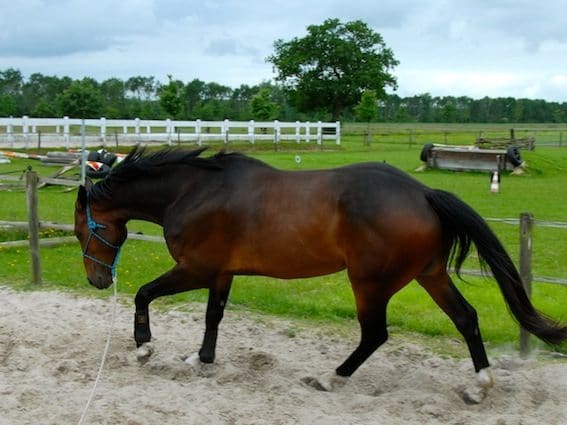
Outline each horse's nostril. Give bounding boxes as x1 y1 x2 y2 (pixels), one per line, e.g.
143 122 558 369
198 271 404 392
88 275 111 289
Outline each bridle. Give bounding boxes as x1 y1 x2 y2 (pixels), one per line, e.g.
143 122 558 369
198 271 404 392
82 200 123 277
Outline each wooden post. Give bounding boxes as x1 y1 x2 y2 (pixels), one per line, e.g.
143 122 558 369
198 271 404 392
26 168 42 284
519 212 533 357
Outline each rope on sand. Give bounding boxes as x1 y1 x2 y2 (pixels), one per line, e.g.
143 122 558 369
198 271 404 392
77 277 118 425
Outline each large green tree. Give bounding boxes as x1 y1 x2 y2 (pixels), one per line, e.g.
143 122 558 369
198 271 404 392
56 78 103 118
268 18 398 120
159 75 184 118
251 87 279 120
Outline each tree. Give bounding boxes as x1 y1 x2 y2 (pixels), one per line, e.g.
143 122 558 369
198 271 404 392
251 87 279 120
354 90 378 145
56 79 103 118
184 78 206 118
354 90 378 123
159 75 184 118
267 18 398 121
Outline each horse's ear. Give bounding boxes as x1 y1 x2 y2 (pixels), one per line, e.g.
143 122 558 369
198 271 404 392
77 177 93 210
77 185 88 210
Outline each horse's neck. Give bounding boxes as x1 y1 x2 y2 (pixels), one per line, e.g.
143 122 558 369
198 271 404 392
106 166 216 225
107 180 179 225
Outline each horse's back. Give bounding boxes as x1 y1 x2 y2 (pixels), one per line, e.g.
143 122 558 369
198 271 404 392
169 158 444 281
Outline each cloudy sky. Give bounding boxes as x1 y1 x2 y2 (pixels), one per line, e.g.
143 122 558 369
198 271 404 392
2 0 567 101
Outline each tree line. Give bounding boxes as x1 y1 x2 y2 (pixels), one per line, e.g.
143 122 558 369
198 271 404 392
2 67 566 124
3 18 567 124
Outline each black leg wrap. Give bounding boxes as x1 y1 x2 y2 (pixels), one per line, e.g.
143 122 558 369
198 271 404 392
134 312 151 347
199 329 218 363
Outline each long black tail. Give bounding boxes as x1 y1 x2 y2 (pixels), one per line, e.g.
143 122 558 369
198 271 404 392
425 188 567 345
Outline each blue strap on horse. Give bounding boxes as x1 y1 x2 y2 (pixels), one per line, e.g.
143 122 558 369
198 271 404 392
83 199 122 277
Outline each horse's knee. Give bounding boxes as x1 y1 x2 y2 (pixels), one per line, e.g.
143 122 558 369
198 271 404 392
135 287 151 308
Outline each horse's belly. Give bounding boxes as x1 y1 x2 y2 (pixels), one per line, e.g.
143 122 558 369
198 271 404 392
226 240 345 279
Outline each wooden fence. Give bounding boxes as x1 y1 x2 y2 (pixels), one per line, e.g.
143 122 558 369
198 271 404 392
1 170 565 356
0 116 341 148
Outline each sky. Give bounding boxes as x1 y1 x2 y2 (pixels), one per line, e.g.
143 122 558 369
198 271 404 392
1 0 567 101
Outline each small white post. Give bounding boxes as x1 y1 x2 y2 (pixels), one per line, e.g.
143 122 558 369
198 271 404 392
224 119 230 144
249 120 255 144
23 115 29 148
335 121 341 145
196 119 202 146
7 116 14 147
295 121 301 143
274 120 280 145
100 117 107 146
305 121 310 143
135 118 141 142
166 118 172 145
63 116 70 148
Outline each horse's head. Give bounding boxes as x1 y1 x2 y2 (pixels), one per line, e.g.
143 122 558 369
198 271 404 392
74 177 127 289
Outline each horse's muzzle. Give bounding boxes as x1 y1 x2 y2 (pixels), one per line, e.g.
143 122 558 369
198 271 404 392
88 274 113 289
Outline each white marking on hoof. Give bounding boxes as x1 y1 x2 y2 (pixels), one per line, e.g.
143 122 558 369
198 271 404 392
302 372 348 392
463 367 494 404
184 352 202 370
135 343 154 363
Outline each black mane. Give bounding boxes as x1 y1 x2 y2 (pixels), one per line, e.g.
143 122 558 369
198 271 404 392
89 145 247 200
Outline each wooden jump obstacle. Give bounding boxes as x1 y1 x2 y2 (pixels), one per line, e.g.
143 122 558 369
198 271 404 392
421 144 523 172
421 129 528 172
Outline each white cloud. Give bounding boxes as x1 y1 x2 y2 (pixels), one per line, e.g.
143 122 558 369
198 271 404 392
1 0 567 101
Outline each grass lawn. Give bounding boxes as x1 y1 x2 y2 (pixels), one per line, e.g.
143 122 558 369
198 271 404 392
1 129 566 354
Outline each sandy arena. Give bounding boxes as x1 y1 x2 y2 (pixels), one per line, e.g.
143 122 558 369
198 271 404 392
1 286 566 425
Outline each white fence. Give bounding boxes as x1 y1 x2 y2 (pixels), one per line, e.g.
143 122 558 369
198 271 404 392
0 116 341 148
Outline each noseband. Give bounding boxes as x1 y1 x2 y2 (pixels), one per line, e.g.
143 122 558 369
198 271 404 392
83 201 123 277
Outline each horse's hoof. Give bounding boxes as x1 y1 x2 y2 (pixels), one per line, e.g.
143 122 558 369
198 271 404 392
463 368 493 404
135 342 154 363
301 372 347 392
463 386 487 404
184 352 202 370
301 376 329 391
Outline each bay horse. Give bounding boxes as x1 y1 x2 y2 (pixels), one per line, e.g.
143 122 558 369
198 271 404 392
74 146 567 403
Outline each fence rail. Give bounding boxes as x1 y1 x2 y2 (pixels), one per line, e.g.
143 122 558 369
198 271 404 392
0 116 341 148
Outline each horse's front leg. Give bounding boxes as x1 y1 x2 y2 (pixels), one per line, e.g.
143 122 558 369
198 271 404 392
133 266 208 362
185 276 233 367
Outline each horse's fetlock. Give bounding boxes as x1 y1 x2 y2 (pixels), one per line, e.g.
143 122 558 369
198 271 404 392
198 349 215 364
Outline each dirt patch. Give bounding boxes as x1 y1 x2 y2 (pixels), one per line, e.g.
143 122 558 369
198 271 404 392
1 286 565 424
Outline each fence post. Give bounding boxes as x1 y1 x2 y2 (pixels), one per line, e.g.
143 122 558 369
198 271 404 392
23 115 29 148
7 116 14 147
249 120 255 144
166 118 172 145
519 212 533 357
26 168 42 285
100 117 107 146
63 116 70 148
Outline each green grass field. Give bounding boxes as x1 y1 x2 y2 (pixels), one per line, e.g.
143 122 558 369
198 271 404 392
1 126 566 354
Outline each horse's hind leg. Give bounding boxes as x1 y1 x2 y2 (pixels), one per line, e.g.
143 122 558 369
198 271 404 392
197 276 233 363
417 273 493 403
304 279 392 391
